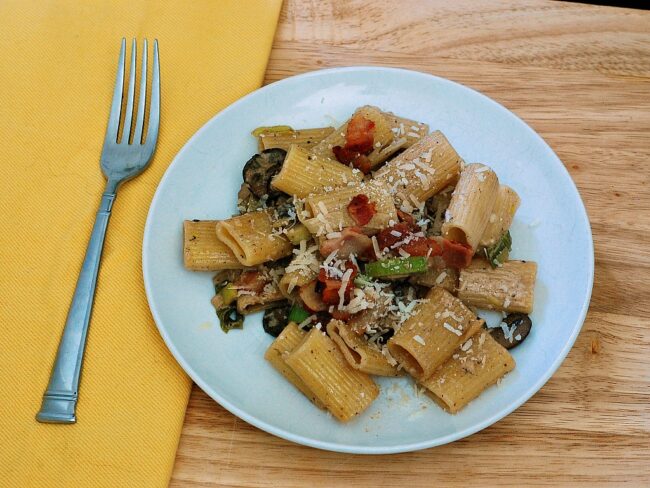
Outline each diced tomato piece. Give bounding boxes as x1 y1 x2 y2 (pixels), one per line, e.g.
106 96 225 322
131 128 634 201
376 222 411 250
347 194 377 226
345 115 375 153
396 209 416 229
322 280 343 305
352 154 372 174
441 239 473 268
332 145 358 164
401 237 442 257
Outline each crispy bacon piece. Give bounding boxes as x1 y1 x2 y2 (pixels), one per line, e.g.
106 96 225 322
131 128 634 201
396 209 417 229
441 239 473 268
319 227 373 259
332 147 373 174
331 309 352 321
352 154 372 174
318 261 358 306
332 145 358 164
376 222 411 250
345 115 375 153
401 237 442 257
234 270 266 294
347 194 377 226
331 115 376 174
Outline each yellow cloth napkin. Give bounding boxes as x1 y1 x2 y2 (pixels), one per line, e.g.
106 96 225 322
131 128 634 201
0 1 282 486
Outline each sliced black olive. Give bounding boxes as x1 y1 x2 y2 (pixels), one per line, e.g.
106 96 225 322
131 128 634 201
242 148 286 198
262 305 291 337
490 313 532 349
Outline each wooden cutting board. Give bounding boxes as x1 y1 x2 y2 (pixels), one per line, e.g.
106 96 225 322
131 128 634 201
171 1 650 486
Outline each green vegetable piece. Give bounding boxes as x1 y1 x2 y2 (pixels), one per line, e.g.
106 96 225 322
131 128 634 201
484 231 512 268
285 224 311 245
220 283 238 306
364 257 428 278
287 304 310 324
353 274 375 287
216 306 244 333
252 125 294 137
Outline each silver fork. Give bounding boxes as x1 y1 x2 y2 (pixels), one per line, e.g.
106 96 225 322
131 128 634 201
36 38 160 423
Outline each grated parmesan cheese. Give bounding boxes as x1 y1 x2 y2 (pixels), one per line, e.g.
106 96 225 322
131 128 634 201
443 322 462 336
435 271 448 285
413 335 426 345
461 338 473 351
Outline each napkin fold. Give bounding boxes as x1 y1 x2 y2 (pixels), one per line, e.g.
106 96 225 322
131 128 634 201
0 0 282 486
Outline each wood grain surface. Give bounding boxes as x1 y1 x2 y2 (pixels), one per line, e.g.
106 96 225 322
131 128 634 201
171 1 650 486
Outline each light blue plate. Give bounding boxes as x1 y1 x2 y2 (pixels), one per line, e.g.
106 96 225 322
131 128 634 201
143 67 593 453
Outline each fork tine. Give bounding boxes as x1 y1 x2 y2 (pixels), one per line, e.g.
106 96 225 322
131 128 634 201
121 39 137 144
104 38 126 144
133 39 148 145
144 40 160 148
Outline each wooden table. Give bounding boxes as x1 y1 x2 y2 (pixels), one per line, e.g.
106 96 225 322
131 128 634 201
171 1 650 486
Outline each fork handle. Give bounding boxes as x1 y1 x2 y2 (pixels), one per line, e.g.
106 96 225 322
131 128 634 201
36 181 118 423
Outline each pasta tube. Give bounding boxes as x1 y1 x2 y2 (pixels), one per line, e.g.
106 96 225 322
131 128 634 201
183 220 244 271
479 185 521 248
302 180 397 235
457 259 537 313
420 330 515 413
271 145 362 198
442 163 499 250
387 287 483 379
215 211 293 267
374 131 463 208
257 127 335 152
264 323 325 408
285 328 379 422
327 320 400 377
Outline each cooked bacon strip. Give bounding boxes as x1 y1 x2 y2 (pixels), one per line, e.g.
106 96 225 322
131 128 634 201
345 115 375 153
441 239 473 268
234 270 266 294
331 115 376 174
401 237 442 257
396 209 416 229
319 227 373 260
318 261 358 306
347 194 377 226
376 222 412 250
332 148 372 174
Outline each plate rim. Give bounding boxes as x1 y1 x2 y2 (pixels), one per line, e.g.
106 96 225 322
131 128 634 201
142 66 594 454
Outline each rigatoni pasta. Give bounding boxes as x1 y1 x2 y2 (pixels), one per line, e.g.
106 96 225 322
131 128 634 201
215 210 293 266
184 105 539 421
458 259 538 313
183 220 245 271
387 287 483 379
285 328 379 421
442 163 499 251
327 320 400 376
264 323 325 408
420 330 515 413
302 180 397 236
271 145 362 198
257 126 335 152
374 130 463 209
479 185 521 248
